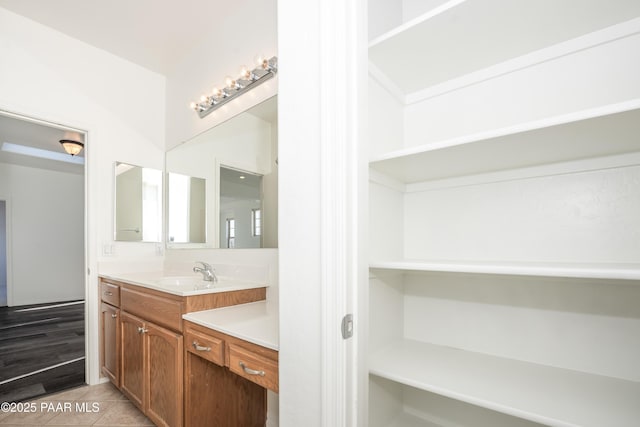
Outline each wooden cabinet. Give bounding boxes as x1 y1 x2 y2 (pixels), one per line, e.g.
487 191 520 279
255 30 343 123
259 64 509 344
98 276 268 427
100 280 121 388
183 320 278 427
121 311 183 427
100 302 120 386
120 311 145 409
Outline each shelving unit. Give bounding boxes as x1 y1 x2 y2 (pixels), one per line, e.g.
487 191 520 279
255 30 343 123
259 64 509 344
366 1 640 427
370 340 640 427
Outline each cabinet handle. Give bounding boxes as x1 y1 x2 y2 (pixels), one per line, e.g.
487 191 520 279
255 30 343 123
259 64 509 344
137 327 148 334
239 361 265 377
192 341 211 352
104 291 113 296
111 313 117 319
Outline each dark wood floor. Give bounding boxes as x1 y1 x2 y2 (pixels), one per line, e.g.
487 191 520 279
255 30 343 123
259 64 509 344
0 301 85 402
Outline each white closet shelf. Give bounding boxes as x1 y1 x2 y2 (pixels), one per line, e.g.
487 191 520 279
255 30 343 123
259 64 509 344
386 412 440 427
369 101 640 184
369 260 640 281
368 0 640 94
370 339 640 427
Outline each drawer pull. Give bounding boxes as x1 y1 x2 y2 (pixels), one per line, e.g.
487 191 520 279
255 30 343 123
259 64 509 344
137 327 148 334
111 313 117 319
104 291 113 296
192 341 211 352
239 361 265 377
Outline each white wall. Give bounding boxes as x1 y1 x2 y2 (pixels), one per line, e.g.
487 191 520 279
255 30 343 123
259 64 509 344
164 0 277 149
0 164 84 305
0 6 166 383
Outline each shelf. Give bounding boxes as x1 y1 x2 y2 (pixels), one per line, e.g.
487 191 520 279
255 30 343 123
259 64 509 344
370 339 640 427
369 0 640 95
387 412 440 427
369 101 640 184
369 260 640 281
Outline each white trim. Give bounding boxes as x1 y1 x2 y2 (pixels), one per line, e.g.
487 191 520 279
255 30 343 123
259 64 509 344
15 300 84 312
320 0 349 425
0 196 12 307
0 357 86 385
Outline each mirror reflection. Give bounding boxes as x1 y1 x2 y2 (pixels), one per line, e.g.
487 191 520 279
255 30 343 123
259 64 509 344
166 96 278 248
167 173 206 243
114 162 162 242
219 166 263 248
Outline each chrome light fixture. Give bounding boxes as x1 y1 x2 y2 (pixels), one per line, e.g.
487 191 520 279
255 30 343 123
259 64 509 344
190 55 277 119
59 139 84 156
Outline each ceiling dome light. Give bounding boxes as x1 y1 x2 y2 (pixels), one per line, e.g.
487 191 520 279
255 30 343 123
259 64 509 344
59 139 84 156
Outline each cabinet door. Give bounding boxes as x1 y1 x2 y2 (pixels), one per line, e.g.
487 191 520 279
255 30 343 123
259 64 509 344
146 322 183 427
100 303 120 387
185 351 266 427
120 311 145 410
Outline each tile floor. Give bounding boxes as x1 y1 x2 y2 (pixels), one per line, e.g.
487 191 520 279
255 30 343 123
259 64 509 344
0 382 154 426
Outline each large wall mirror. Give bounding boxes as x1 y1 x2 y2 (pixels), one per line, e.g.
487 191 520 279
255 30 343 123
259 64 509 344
114 162 163 242
166 96 278 248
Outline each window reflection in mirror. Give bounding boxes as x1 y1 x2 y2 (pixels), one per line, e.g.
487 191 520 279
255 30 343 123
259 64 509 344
167 173 206 243
114 162 162 242
165 96 277 248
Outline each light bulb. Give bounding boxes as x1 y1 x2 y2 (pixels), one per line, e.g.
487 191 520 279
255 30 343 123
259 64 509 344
254 53 266 67
225 75 237 89
200 94 207 102
212 87 223 98
189 101 197 110
240 65 252 81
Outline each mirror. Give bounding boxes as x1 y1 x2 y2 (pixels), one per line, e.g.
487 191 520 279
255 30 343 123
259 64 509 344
114 162 162 242
167 173 206 243
166 96 278 248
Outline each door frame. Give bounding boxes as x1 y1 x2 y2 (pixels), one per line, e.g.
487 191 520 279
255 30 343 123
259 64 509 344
0 107 90 382
0 197 12 306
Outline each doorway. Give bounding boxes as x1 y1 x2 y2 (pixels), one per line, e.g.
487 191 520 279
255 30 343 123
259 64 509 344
0 110 86 401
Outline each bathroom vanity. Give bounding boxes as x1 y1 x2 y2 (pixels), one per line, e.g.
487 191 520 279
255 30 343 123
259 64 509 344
98 273 274 427
183 300 278 426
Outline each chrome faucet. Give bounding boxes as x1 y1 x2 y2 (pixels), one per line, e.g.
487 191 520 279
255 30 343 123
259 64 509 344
193 261 218 282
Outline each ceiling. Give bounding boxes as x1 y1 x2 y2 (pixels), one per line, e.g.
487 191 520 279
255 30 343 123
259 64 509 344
0 0 226 173
0 0 231 76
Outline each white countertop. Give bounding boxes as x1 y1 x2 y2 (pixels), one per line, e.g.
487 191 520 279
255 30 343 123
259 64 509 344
183 300 279 351
99 271 268 297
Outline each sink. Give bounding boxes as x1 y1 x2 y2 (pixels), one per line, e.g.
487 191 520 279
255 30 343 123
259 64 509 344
155 276 213 289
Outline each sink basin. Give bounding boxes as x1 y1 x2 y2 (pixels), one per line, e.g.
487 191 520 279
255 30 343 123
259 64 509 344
155 276 213 289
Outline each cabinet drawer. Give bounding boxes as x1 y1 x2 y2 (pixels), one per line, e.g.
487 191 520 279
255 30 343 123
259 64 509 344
121 287 183 332
184 329 224 366
228 343 278 392
101 282 120 307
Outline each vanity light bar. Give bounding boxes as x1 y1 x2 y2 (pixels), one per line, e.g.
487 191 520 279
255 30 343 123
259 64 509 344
190 56 278 119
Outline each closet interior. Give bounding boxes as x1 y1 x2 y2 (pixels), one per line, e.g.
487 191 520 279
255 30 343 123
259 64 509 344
366 1 640 426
